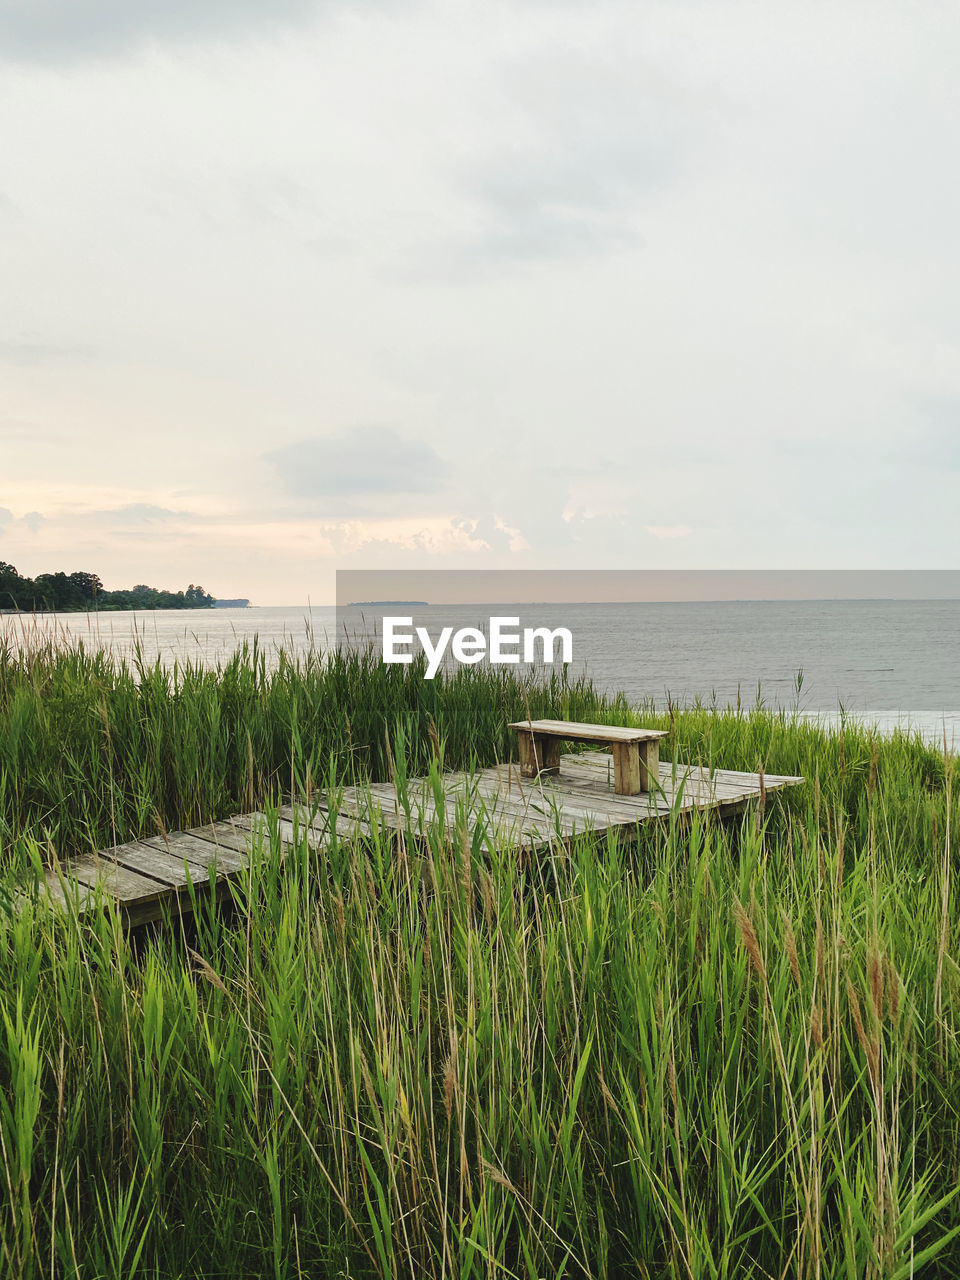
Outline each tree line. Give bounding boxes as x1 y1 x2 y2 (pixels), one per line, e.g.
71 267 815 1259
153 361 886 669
0 562 216 612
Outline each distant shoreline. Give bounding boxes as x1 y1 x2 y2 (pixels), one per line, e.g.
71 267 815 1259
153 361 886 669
0 602 251 616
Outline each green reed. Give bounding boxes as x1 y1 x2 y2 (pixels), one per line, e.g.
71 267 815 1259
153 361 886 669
0 637 616 869
0 640 958 1276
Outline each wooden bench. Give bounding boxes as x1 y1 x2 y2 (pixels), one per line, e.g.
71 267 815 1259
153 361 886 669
508 719 668 795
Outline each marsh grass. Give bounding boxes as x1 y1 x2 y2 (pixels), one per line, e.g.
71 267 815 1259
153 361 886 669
0 640 958 1277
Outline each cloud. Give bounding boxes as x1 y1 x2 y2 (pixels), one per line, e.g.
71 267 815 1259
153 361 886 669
459 43 686 264
0 338 93 366
94 503 194 523
494 516 531 552
469 204 642 265
264 428 448 507
904 395 960 469
0 0 323 62
468 150 651 264
562 479 635 525
211 514 491 557
646 525 693 540
332 516 490 556
0 508 45 533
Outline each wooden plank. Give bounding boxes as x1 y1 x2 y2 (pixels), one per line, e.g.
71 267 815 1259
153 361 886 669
253 813 360 851
560 754 799 800
281 802 350 832
553 769 667 805
508 719 668 743
184 816 280 861
513 766 667 813
466 776 647 836
157 828 252 873
229 813 307 855
507 763 792 824
101 841 211 888
437 772 583 822
444 766 664 824
560 750 803 784
343 787 560 840
473 760 793 821
39 870 96 913
68 856 172 903
677 763 804 784
336 776 588 843
279 803 378 842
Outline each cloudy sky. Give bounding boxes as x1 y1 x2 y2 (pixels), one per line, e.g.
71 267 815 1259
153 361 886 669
2 0 958 604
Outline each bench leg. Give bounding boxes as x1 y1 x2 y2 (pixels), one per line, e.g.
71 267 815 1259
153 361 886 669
540 737 562 775
516 731 561 778
638 740 659 792
612 742 642 795
516 730 538 778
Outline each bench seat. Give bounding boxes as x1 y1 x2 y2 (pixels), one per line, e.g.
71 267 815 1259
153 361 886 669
508 719 668 795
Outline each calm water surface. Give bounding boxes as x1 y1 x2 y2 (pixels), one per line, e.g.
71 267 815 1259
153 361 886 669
3 600 958 743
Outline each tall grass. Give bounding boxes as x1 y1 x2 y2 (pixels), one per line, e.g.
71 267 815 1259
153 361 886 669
0 641 958 1276
0 638 947 871
0 638 617 870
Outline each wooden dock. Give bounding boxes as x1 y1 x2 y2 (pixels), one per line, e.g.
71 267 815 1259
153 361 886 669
36 752 803 926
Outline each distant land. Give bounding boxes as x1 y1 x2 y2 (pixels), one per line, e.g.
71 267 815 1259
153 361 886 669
347 600 429 606
0 561 222 612
213 599 250 608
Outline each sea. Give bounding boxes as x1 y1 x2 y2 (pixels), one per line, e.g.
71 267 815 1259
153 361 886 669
3 599 958 744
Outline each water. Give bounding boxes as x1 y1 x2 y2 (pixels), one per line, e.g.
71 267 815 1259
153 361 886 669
0 605 337 668
3 599 958 743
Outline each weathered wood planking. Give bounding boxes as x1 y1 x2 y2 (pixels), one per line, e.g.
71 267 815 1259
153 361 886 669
508 720 669 743
39 818 270 927
333 753 802 846
34 751 803 925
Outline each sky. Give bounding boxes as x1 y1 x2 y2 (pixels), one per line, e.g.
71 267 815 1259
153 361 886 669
2 0 959 605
